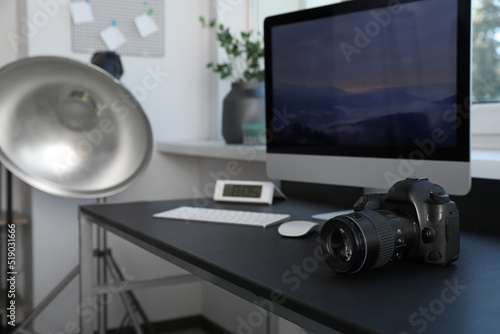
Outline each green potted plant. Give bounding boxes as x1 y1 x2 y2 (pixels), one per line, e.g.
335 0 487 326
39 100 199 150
200 17 265 144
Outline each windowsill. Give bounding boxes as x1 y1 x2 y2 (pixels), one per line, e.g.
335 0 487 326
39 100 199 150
157 140 500 180
157 140 266 162
470 150 500 179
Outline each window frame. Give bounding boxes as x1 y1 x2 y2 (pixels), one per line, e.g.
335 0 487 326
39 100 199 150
471 103 500 149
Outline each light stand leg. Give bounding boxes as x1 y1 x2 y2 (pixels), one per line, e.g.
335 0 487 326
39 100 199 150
13 267 79 334
104 250 156 334
96 197 107 334
96 224 107 334
96 226 107 334
93 196 155 334
79 212 94 334
17 207 155 334
6 169 14 334
1 165 5 330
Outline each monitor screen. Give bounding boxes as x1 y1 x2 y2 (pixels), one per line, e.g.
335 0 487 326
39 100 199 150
264 0 471 195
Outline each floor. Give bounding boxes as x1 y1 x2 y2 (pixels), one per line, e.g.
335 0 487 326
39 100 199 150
116 327 212 334
107 316 226 334
170 329 210 334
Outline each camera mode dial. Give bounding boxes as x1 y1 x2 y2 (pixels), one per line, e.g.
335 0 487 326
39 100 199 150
430 190 450 203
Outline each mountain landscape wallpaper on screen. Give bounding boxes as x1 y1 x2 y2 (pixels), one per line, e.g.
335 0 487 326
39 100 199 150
271 0 458 149
272 82 458 147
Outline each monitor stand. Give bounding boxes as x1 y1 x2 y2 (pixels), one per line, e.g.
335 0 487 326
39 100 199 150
311 187 388 221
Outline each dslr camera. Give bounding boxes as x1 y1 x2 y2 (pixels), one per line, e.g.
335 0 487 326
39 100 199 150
319 177 460 274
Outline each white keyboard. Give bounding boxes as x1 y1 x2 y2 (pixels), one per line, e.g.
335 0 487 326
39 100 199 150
153 206 290 228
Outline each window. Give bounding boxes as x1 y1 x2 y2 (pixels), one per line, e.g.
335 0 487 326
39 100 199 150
472 0 500 103
471 0 500 150
254 0 341 29
254 0 500 150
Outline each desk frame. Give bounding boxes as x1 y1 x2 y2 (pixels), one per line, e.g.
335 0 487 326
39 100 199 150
79 212 337 334
79 214 207 334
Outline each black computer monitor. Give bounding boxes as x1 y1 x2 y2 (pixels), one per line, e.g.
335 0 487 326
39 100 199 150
264 0 471 195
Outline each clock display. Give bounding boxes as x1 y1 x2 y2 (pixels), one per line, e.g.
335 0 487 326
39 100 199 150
214 180 280 204
223 185 263 198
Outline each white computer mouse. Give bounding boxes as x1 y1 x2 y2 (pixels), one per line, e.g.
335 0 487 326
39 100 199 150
278 220 320 237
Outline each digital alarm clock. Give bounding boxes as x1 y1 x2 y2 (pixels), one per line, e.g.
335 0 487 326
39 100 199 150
213 180 284 204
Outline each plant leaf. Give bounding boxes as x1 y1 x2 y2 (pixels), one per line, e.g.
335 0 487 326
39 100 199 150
200 17 264 82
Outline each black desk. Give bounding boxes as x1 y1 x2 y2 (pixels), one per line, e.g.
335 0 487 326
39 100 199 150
79 198 500 334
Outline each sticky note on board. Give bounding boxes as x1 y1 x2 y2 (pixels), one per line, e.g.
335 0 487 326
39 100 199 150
100 26 127 51
69 2 94 25
134 13 159 38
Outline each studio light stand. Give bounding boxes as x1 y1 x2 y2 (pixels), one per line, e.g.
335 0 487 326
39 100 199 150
0 56 154 334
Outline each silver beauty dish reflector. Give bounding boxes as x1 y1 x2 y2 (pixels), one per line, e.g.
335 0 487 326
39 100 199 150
0 56 153 198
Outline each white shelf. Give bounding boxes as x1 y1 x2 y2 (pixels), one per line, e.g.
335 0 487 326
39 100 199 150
157 140 266 162
158 140 500 180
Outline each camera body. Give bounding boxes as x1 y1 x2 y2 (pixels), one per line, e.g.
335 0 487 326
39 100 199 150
320 177 460 273
354 177 460 265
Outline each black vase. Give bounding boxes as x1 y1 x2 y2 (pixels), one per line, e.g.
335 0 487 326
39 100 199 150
222 82 265 144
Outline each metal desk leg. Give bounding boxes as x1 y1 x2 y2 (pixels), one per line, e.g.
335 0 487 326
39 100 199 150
97 226 107 334
79 213 94 334
96 198 107 334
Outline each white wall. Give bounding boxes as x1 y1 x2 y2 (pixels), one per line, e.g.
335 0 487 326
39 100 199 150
0 1 18 65
2 0 213 332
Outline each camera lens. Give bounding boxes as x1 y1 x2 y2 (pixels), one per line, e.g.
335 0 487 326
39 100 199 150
329 227 353 262
320 210 417 274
